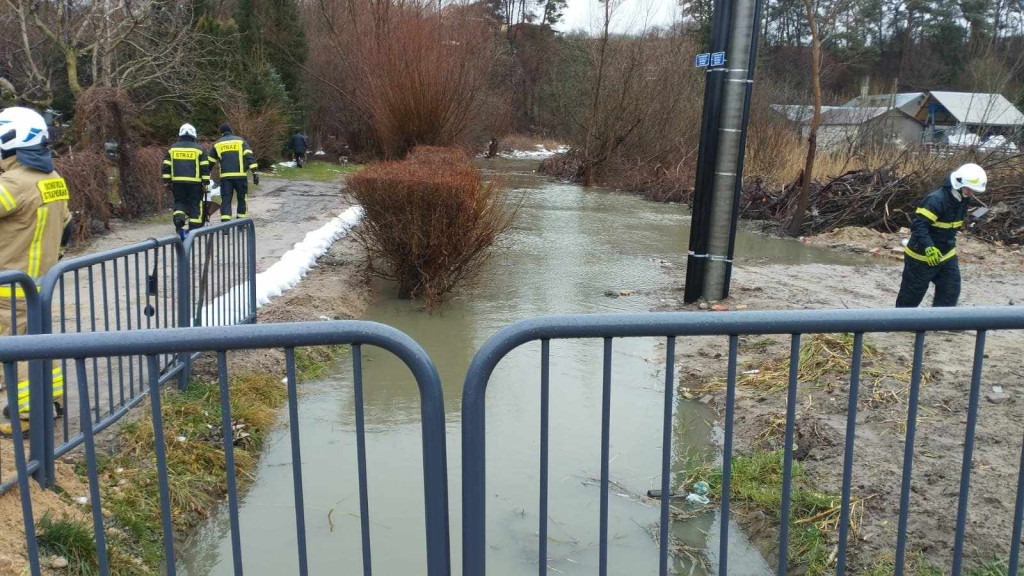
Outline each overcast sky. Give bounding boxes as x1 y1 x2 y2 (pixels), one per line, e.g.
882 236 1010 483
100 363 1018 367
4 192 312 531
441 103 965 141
554 0 681 34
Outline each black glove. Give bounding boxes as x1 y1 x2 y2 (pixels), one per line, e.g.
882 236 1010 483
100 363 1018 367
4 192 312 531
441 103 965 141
253 172 260 186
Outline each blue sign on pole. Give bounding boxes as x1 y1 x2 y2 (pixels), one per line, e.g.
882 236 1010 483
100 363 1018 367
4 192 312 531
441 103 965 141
695 53 711 68
711 52 726 67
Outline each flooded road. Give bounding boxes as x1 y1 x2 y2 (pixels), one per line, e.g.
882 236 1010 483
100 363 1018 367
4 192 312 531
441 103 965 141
181 159 873 575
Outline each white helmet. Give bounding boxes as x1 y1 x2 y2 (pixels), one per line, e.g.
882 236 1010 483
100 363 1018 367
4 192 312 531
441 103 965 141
179 123 197 138
0 107 49 152
951 163 987 193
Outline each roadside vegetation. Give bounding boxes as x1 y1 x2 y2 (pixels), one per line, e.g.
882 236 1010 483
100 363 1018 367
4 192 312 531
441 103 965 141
350 147 518 310
269 160 362 182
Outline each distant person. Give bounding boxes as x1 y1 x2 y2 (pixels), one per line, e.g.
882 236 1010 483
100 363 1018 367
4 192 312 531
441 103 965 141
162 123 211 239
209 123 259 222
0 107 71 434
291 129 308 167
895 163 986 308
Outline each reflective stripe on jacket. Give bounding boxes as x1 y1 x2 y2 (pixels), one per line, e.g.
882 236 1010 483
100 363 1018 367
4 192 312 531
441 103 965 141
0 155 72 284
162 139 211 183
210 134 258 178
907 181 968 255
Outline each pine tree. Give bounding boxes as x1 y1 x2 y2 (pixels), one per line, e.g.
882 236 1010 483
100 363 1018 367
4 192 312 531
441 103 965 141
236 0 309 97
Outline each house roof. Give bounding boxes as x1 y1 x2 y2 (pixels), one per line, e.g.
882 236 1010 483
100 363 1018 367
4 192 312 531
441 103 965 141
844 92 924 111
771 104 911 125
771 104 844 123
924 91 1024 126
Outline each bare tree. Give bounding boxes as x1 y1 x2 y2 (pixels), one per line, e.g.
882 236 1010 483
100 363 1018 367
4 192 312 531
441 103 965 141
786 0 848 235
4 0 213 106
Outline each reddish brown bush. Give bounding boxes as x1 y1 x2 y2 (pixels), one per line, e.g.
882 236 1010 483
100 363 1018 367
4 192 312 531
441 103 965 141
406 146 471 165
115 146 172 219
349 148 517 309
221 95 290 167
54 151 112 243
353 6 496 158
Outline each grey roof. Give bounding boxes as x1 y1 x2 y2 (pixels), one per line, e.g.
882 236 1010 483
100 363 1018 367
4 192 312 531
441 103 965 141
844 92 924 111
771 104 844 123
771 104 909 126
926 91 1024 126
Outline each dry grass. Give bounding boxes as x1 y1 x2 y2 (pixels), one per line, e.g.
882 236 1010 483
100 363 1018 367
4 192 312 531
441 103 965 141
696 334 924 411
350 147 518 309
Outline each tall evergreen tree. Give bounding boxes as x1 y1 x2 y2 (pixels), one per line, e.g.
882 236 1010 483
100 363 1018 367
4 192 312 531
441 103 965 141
236 0 309 97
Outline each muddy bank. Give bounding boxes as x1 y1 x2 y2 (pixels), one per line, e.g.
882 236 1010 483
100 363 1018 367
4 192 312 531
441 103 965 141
657 255 1024 572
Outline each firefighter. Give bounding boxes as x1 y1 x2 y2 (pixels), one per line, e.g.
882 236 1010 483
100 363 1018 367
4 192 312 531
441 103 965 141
290 129 308 167
208 123 259 221
0 107 70 434
162 123 211 238
895 163 986 308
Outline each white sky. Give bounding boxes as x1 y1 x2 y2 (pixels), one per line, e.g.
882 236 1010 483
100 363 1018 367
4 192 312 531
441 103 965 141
554 0 680 34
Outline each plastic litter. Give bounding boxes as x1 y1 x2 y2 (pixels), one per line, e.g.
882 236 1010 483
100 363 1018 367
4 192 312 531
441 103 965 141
686 493 710 505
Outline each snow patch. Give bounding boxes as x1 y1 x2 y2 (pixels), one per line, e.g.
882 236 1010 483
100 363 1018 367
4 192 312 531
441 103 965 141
314 150 327 156
276 161 298 168
197 206 364 326
499 144 569 159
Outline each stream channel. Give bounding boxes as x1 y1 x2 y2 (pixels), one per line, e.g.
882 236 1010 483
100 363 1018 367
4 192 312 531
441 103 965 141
181 158 874 575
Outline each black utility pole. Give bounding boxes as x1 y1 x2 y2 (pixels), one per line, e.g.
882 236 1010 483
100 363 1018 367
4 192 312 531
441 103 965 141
684 0 766 304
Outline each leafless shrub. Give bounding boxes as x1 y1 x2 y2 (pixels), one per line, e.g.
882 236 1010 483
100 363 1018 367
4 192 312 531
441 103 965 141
54 151 111 243
349 147 518 310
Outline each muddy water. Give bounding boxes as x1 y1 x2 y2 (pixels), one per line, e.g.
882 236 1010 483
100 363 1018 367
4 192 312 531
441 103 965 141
181 159 871 575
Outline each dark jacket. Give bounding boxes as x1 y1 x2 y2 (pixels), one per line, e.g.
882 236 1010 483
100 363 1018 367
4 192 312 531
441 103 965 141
291 132 308 154
209 133 257 179
907 178 969 256
162 137 211 184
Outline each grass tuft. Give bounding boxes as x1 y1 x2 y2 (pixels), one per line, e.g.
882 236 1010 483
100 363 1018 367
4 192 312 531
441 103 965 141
269 160 362 182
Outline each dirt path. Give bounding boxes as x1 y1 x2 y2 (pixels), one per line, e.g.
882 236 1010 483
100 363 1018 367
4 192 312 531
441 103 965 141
657 237 1024 572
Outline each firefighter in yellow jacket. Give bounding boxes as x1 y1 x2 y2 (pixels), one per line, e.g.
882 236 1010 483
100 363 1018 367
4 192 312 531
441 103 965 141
0 107 70 434
209 123 259 221
162 123 211 239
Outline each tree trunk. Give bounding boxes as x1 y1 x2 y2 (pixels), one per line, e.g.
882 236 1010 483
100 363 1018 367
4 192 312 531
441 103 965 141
786 0 822 236
65 48 84 97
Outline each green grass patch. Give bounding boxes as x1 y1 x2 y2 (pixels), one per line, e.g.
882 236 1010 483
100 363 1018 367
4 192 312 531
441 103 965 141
690 450 845 575
91 368 289 571
268 161 362 182
37 513 141 575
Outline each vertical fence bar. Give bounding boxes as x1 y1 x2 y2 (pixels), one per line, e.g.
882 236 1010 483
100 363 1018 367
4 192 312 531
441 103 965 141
1008 425 1024 576
113 260 126 405
599 337 613 576
659 336 675 576
101 262 117 408
74 358 111 575
284 348 309 575
719 335 738 575
778 333 801 575
539 338 550 576
58 275 68 446
353 344 373 576
146 354 177 575
951 330 987 576
4 361 42 576
124 257 135 399
247 222 257 323
217 351 244 576
836 332 864 575
87 267 103 415
894 332 926 575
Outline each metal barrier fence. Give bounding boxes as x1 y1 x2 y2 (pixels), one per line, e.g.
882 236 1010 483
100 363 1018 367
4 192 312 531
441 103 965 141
38 236 188 468
461 307 1024 576
0 270 44 492
183 219 258 328
1 321 451 576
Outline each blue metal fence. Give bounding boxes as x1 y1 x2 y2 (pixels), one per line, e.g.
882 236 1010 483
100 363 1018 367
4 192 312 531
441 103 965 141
1 321 451 576
0 270 45 492
37 236 189 470
461 307 1024 576
183 218 258 328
